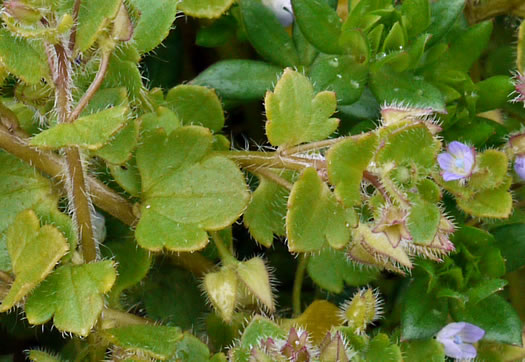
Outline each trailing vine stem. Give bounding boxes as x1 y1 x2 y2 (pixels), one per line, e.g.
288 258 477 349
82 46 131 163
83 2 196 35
292 254 309 317
50 41 97 262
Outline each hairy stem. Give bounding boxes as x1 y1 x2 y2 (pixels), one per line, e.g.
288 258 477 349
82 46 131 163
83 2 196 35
0 125 137 226
210 231 237 266
220 150 321 171
292 254 309 317
68 50 111 122
280 136 350 156
69 0 82 51
53 43 97 262
245 166 293 191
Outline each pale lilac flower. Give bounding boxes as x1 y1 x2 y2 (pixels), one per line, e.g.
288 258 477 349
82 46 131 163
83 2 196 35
515 156 525 181
436 322 485 360
262 0 294 27
437 141 476 181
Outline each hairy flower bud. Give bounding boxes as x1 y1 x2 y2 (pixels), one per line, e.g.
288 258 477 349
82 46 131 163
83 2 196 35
3 0 42 23
339 288 383 334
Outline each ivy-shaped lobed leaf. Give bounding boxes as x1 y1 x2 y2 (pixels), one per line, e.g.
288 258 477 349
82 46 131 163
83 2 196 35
25 261 116 336
265 68 339 148
135 126 250 252
0 210 69 312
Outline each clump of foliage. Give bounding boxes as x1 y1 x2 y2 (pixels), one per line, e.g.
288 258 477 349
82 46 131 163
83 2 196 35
0 0 524 361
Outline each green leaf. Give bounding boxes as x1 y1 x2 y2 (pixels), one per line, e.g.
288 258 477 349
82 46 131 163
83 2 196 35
140 106 181 135
435 21 493 73
93 118 139 164
109 157 142 196
240 316 286 348
475 76 515 112
519 21 525 73
25 261 116 336
309 52 368 105
244 172 291 247
401 0 430 37
102 46 143 99
400 339 445 362
135 127 250 251
469 149 508 191
266 68 339 147
307 248 379 293
179 0 234 19
366 333 403 362
0 210 68 312
466 279 508 305
292 0 342 54
407 197 441 246
426 0 464 45
166 85 224 133
376 124 440 169
240 0 299 67
370 67 445 112
30 106 128 150
0 29 49 84
103 325 183 360
102 238 152 308
456 183 513 219
174 332 212 361
492 224 525 272
74 0 120 52
382 22 406 53
287 168 350 252
128 0 178 53
142 265 207 330
327 132 378 207
81 87 128 115
451 295 523 346
401 278 448 340
192 60 282 101
0 152 76 271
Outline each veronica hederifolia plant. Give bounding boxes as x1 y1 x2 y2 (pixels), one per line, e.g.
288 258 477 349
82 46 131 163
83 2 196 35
0 0 523 360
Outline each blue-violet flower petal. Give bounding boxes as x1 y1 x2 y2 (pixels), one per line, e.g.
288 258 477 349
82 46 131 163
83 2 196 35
436 322 485 360
438 141 475 181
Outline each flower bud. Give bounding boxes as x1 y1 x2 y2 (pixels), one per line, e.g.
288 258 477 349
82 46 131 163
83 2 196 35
236 257 275 312
509 133 525 156
319 331 352 362
3 0 42 23
280 328 311 362
203 267 238 323
339 288 383 334
112 4 133 42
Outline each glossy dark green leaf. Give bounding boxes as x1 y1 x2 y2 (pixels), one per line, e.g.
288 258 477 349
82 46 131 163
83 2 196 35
435 21 493 73
292 0 342 54
401 0 430 37
491 224 525 272
192 60 282 101
475 76 515 112
240 0 299 67
466 279 508 305
370 66 445 111
426 0 465 46
401 278 448 340
309 53 368 105
451 295 523 346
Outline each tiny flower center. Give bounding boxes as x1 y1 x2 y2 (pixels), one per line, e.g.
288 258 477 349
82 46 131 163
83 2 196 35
453 335 463 345
454 157 465 170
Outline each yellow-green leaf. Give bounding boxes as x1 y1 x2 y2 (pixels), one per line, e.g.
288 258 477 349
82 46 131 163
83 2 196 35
265 68 339 147
30 106 128 150
0 210 69 312
25 261 116 336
